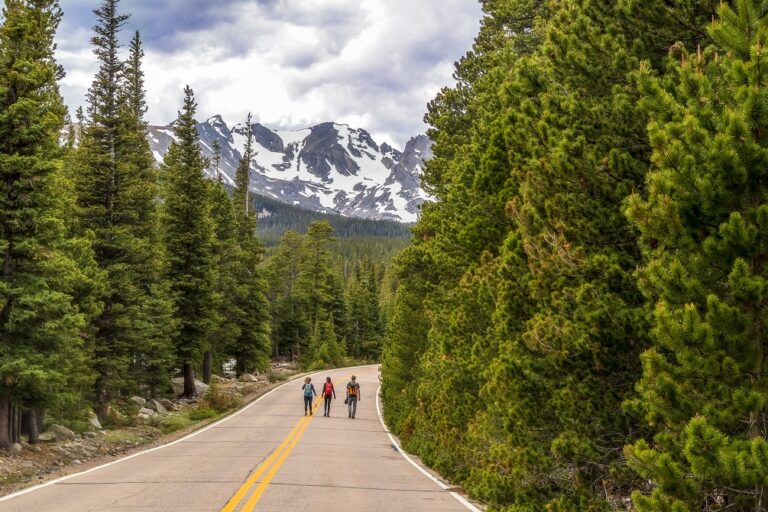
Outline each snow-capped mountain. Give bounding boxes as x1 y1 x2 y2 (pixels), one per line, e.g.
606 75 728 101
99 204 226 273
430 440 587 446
147 116 432 223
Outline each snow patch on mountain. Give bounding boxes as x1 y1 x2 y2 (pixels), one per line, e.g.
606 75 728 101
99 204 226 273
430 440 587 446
147 117 432 223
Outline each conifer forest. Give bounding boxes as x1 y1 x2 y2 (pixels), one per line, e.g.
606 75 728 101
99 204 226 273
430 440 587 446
6 0 768 510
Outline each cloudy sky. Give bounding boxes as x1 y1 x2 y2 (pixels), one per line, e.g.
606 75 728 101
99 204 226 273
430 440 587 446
56 0 482 147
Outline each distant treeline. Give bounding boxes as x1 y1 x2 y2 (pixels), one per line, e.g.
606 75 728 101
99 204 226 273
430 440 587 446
253 193 412 242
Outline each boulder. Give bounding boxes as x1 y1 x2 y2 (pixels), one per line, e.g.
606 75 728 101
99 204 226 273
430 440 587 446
146 399 167 414
37 432 55 442
222 370 236 379
82 432 97 439
87 411 102 430
47 424 76 441
138 407 156 418
210 375 229 384
160 399 177 411
170 377 209 397
239 373 260 383
9 443 22 455
129 396 146 406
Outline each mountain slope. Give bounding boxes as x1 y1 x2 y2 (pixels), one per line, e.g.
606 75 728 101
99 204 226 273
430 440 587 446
148 117 432 223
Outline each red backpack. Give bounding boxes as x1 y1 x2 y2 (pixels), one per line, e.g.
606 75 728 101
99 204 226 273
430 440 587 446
323 382 333 396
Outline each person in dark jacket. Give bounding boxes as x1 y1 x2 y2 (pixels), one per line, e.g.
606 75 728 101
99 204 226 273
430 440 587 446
321 376 336 417
302 377 316 416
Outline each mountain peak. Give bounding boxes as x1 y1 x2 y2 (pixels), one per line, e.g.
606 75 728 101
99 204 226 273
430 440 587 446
148 117 432 223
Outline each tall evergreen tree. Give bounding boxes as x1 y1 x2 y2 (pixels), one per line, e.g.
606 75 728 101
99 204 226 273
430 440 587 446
626 2 768 510
0 0 100 446
160 86 217 397
116 29 175 394
206 180 239 383
74 0 173 403
297 220 336 326
267 230 310 359
229 113 271 375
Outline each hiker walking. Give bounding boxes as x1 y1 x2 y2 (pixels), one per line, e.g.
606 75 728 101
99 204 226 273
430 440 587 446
345 376 360 419
302 377 316 416
321 376 336 417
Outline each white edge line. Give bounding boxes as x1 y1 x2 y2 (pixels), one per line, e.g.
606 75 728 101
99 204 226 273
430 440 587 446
0 364 374 504
375 384 482 512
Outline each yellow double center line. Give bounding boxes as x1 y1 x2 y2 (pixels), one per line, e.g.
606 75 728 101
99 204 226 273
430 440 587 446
221 376 351 512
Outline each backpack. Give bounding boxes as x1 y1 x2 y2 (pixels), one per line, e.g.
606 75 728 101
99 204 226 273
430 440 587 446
304 384 313 397
323 382 333 396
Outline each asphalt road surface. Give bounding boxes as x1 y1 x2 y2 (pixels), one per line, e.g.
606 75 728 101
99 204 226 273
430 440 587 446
0 365 477 511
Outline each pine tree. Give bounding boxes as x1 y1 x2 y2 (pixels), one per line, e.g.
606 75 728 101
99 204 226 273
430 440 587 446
160 86 217 397
626 2 768 509
296 220 336 326
229 113 271 375
305 317 344 370
116 29 175 395
0 0 99 446
74 0 174 403
267 230 310 359
207 180 240 383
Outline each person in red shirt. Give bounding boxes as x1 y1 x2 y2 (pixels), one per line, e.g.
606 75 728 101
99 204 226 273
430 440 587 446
321 376 336 417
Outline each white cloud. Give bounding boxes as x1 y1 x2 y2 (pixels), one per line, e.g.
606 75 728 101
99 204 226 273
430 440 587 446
57 0 482 147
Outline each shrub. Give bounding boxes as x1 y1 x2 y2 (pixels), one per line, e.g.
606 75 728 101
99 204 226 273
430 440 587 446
201 380 241 413
188 407 217 421
267 369 288 383
158 414 194 434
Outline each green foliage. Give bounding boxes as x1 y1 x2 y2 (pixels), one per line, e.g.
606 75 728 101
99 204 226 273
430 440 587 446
253 193 411 242
72 0 174 402
381 0 721 510
188 407 217 421
157 413 193 434
266 369 288 383
160 86 218 395
625 2 768 509
304 317 345 370
200 380 241 413
0 0 100 447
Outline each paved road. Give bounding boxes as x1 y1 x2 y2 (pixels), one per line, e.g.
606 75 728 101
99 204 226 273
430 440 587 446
0 365 474 511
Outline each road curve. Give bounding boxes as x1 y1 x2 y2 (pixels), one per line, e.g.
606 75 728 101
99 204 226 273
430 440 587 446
0 365 476 511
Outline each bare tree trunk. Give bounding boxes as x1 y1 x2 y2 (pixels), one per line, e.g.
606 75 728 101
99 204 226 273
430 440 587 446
0 395 10 449
182 363 197 397
27 405 39 445
203 351 212 384
11 402 20 444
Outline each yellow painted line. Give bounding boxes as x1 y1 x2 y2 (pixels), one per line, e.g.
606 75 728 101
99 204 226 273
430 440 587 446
220 415 309 512
221 375 352 512
240 374 353 511
240 411 314 511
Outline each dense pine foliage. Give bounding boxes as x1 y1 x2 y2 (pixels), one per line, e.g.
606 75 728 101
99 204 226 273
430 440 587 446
0 0 394 448
380 0 768 510
8 0 768 509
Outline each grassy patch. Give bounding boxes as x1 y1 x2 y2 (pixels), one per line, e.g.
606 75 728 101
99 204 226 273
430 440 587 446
157 414 194 434
102 430 146 445
267 369 289 383
188 407 217 421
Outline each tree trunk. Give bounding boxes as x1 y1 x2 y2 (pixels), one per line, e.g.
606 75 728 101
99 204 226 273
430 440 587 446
182 362 197 397
27 405 39 445
0 395 10 449
36 407 45 434
203 351 212 384
11 402 20 444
